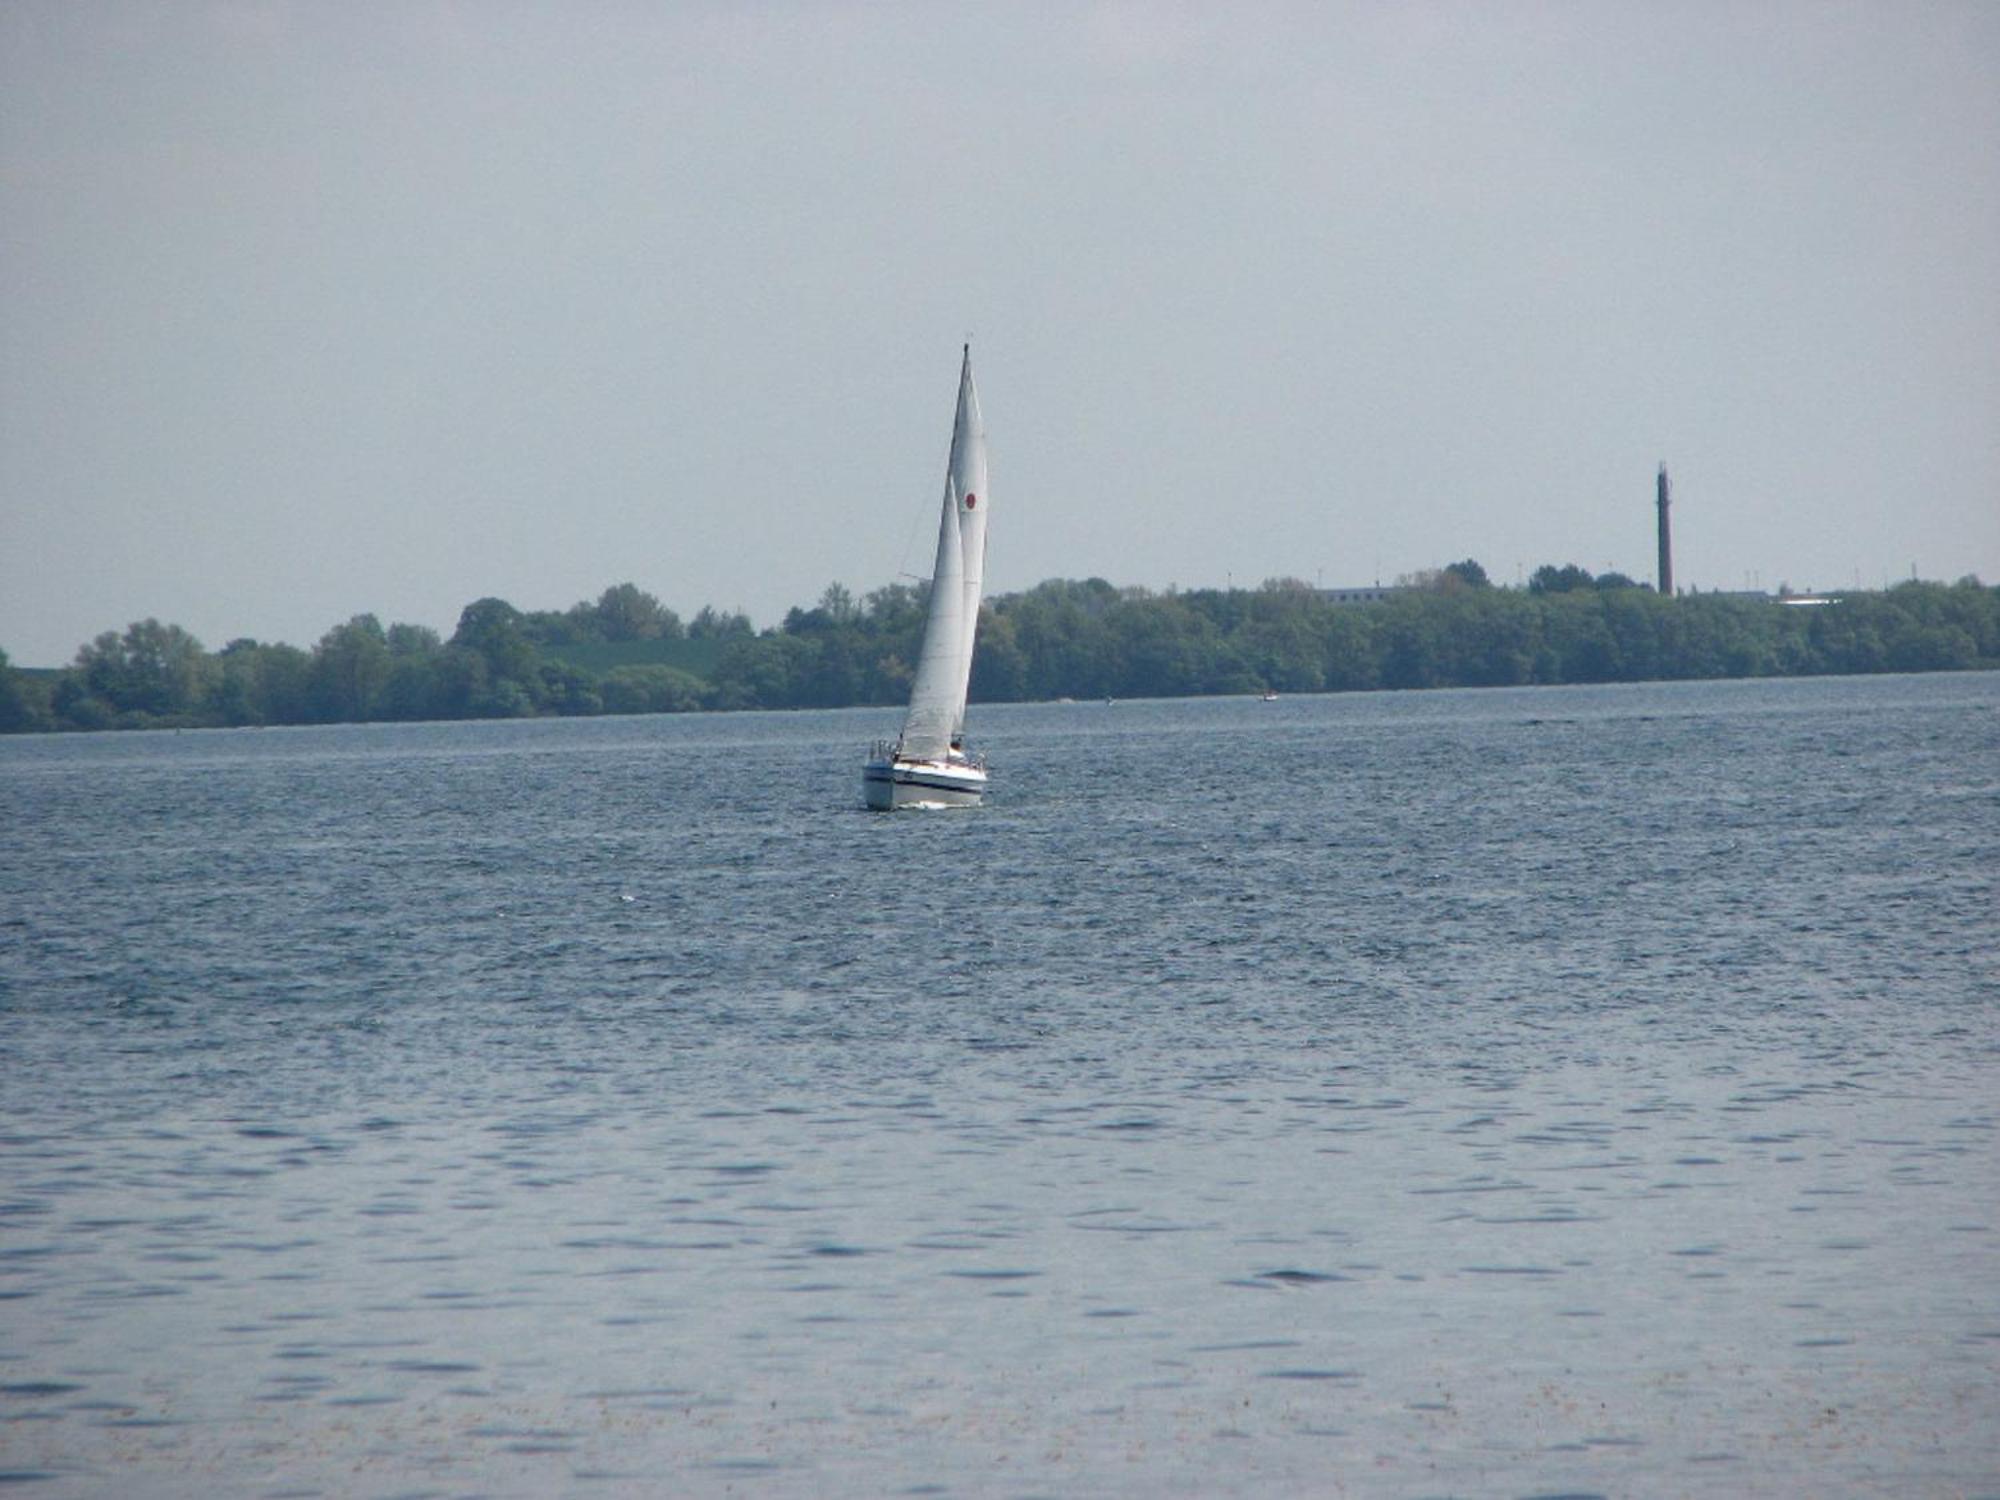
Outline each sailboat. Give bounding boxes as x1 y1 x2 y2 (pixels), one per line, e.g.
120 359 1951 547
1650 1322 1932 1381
863 345 989 810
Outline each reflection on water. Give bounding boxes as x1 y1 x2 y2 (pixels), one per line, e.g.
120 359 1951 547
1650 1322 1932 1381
1 674 1996 1497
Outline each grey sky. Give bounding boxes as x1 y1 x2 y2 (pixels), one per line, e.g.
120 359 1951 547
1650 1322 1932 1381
3 1 1996 666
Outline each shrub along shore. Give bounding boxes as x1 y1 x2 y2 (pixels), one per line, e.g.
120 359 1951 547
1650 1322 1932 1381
3 569 1994 734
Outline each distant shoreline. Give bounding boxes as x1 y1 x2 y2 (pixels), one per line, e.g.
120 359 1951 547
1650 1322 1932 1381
5 574 1994 735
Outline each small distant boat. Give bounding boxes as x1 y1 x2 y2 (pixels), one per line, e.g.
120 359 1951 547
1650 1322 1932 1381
1260 689 1279 702
863 346 989 810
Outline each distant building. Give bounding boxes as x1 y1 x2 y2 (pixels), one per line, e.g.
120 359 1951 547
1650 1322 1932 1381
1694 587 1840 605
1317 585 1402 605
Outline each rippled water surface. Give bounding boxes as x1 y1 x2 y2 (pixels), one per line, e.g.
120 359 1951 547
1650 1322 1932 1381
3 675 1997 1498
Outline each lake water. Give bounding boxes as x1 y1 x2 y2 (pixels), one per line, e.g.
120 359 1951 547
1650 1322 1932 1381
1 674 1996 1499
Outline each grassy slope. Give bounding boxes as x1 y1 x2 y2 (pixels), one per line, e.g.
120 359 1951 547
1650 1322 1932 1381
538 638 725 679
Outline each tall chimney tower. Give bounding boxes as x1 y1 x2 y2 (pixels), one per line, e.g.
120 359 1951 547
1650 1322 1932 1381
1656 463 1673 596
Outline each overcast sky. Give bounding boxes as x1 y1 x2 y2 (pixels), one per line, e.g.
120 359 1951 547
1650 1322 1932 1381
3 2 1996 664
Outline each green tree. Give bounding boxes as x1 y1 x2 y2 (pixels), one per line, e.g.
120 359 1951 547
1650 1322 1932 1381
689 605 754 640
1600 590 1665 679
1443 559 1492 589
209 640 269 725
1238 605 1326 693
997 578 1120 699
430 645 491 718
310 615 392 722
600 664 707 714
1529 564 1596 595
969 610 1027 701
537 660 604 716
73 619 210 720
451 597 540 709
1443 589 1537 685
364 624 446 721
0 647 54 732
374 657 443 721
387 623 442 657
1319 608 1380 691
594 583 683 641
817 582 858 625
1540 592 1620 680
1107 594 1225 697
257 643 316 722
51 674 114 729
1377 598 1444 688
864 583 924 634
709 634 816 709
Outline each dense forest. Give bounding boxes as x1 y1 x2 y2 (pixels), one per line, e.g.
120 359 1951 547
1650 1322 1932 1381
2 567 1995 734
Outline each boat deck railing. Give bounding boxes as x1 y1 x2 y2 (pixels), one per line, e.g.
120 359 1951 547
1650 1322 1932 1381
867 739 985 771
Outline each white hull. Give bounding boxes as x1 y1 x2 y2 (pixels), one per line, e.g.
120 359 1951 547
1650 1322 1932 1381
862 755 987 810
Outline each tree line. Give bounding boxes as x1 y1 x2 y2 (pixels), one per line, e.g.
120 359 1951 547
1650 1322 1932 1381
2 569 1995 733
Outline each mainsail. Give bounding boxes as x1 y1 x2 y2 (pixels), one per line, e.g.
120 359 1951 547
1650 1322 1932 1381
946 349 987 742
897 346 986 761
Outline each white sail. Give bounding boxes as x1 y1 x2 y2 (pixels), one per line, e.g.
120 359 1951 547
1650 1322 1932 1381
863 345 991 808
897 471 967 761
946 348 987 740
897 345 986 762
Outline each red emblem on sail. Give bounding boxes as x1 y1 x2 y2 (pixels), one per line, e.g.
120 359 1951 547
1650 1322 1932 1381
964 493 977 509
